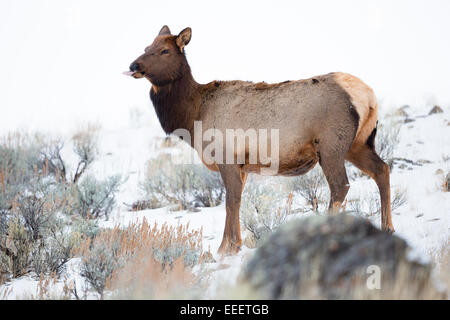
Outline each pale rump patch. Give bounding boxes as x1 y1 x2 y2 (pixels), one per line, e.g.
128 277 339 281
333 72 378 146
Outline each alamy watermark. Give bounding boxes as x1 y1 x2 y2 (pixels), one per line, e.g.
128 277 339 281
171 121 280 175
366 265 381 290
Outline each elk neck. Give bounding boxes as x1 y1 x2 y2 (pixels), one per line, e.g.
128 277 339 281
149 64 202 135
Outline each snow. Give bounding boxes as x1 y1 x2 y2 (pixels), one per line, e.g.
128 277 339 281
389 112 450 261
1 104 448 299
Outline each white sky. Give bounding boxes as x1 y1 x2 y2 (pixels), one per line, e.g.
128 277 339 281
0 0 449 134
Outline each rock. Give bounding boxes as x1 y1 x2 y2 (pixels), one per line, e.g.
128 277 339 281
429 105 443 115
417 159 432 164
435 168 444 175
392 157 423 167
404 118 415 123
241 215 440 299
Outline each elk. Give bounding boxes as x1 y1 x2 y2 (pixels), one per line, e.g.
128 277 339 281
125 26 395 255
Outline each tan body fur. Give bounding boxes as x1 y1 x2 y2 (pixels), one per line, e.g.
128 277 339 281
198 73 377 176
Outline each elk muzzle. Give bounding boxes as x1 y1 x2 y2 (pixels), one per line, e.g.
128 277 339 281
123 62 145 79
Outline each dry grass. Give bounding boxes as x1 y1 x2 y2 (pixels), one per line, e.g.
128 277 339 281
20 273 70 300
110 251 201 299
74 219 210 299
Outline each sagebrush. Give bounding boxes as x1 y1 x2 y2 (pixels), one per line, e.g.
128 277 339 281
74 220 208 299
141 154 224 211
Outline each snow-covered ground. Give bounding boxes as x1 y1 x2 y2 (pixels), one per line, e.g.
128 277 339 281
1 104 449 299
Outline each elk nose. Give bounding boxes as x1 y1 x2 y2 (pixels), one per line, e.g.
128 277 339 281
129 62 141 72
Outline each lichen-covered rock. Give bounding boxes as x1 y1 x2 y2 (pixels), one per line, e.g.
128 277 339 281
241 215 440 299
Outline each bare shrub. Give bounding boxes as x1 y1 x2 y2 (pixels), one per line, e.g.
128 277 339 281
0 132 51 242
349 187 407 218
70 175 122 220
39 137 67 183
0 216 33 278
190 165 225 208
375 119 400 165
240 184 292 247
289 166 327 211
141 156 224 211
0 176 82 280
17 178 68 241
31 219 82 276
36 124 99 185
0 132 42 188
0 132 100 283
0 134 54 280
72 124 100 184
0 183 18 234
74 220 206 299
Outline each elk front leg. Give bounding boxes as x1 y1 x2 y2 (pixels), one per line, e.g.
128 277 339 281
217 164 247 255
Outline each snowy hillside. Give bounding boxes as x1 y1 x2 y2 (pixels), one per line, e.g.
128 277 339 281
1 102 448 299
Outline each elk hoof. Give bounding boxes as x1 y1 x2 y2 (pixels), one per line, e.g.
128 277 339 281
218 240 241 256
383 225 395 234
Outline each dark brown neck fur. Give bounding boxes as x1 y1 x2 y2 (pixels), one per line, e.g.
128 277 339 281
149 64 200 135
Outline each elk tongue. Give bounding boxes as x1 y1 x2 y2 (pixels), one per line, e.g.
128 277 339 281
122 71 134 77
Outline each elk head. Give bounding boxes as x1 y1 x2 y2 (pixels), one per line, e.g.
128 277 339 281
124 25 192 87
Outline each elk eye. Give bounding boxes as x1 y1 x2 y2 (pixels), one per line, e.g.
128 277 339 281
161 49 169 55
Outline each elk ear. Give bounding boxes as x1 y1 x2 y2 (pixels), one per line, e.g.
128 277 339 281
175 27 192 53
159 25 171 36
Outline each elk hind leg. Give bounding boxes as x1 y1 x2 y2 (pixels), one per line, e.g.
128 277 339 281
346 145 394 233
